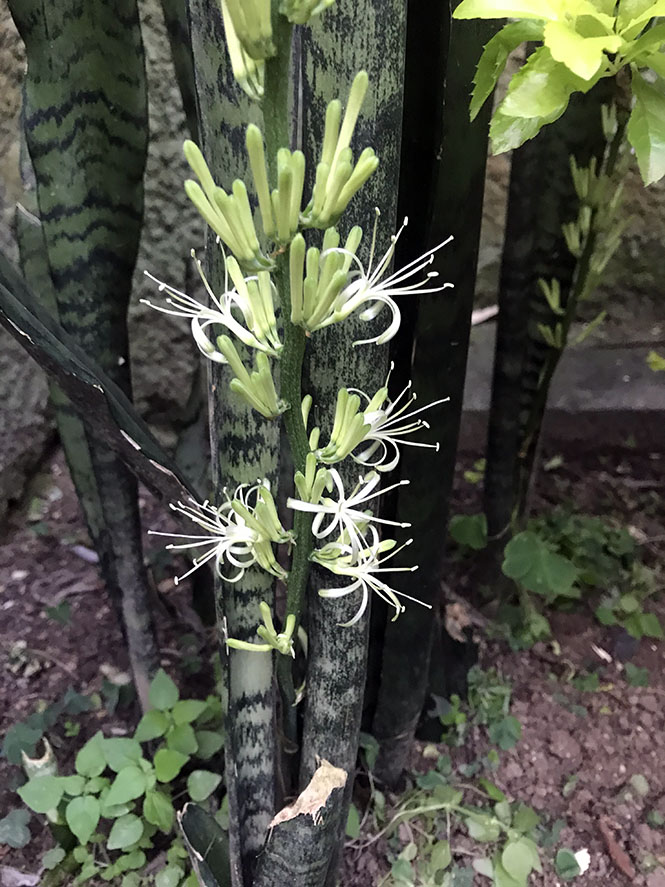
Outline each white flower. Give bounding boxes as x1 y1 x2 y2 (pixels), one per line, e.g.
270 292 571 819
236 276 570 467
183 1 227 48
142 249 281 364
287 469 410 556
351 371 449 472
149 483 291 585
313 535 430 627
321 211 454 346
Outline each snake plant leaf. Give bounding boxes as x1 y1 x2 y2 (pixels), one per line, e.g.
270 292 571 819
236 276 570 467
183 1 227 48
0 252 195 507
178 804 232 887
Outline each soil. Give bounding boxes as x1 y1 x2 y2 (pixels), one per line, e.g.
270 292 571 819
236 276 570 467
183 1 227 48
1 445 664 886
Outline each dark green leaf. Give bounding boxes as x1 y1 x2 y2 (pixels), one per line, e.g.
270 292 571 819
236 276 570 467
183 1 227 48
345 803 360 839
555 848 581 880
488 715 522 750
194 731 224 760
625 663 649 687
449 513 488 550
178 803 232 887
0 809 31 848
2 722 42 765
167 724 198 756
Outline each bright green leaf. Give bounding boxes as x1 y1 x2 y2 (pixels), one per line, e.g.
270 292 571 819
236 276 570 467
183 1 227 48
627 72 665 185
502 838 538 881
156 867 185 887
0 809 31 849
75 731 106 778
102 738 142 773
154 749 189 783
470 21 544 120
478 778 506 802
430 840 452 872
647 350 665 371
346 803 360 839
149 670 180 711
172 700 208 725
501 47 574 118
466 813 501 842
17 775 64 814
454 0 561 20
167 724 198 756
187 770 222 803
144 789 175 832
107 813 144 851
544 21 622 80
66 795 100 844
135 710 170 742
61 774 86 796
105 767 146 807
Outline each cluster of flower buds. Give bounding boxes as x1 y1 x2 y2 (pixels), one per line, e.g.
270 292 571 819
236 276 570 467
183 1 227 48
279 0 336 25
222 0 275 60
150 483 292 585
246 125 306 244
227 602 297 656
300 72 379 229
183 140 272 271
220 0 265 100
217 334 285 418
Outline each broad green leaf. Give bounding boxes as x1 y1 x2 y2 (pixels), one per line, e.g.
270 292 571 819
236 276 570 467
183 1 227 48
555 848 581 880
627 72 665 185
449 514 488 550
501 47 575 118
621 0 665 36
187 770 223 803
75 731 106 777
454 0 561 21
502 838 539 881
466 813 501 842
17 775 64 814
502 531 578 597
105 766 147 807
102 738 142 773
544 21 622 80
156 867 185 887
195 731 224 760
167 724 199 756
144 790 175 832
644 50 665 79
150 670 180 711
512 803 541 833
107 813 144 851
617 0 657 31
0 809 31 849
346 803 361 838
430 840 452 872
135 710 170 742
61 774 86 796
66 795 101 844
473 857 494 877
491 86 567 153
42 846 66 869
2 722 42 766
115 850 146 873
469 21 544 120
492 856 522 887
155 749 189 783
172 700 208 725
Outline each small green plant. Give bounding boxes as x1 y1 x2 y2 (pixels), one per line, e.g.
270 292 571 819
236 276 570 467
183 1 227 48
433 667 521 753
14 669 223 885
382 765 542 886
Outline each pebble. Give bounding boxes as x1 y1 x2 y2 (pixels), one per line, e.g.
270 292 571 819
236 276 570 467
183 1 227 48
550 729 581 760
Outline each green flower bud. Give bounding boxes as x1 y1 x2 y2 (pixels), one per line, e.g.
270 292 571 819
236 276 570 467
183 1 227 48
221 0 265 99
279 0 336 25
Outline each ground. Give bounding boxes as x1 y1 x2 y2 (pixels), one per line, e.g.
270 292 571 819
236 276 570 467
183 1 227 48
0 445 664 885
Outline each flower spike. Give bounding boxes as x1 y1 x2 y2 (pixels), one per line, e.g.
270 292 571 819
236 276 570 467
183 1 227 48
226 603 297 657
149 483 292 586
222 0 275 61
217 335 286 419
